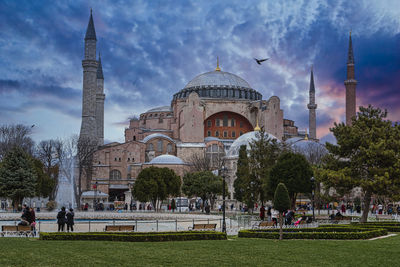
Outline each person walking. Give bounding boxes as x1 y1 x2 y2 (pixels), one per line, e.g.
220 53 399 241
57 207 66 232
259 205 265 221
66 208 75 232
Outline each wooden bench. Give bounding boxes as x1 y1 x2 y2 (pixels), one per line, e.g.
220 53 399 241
105 225 135 232
376 214 393 221
188 223 217 231
1 225 34 237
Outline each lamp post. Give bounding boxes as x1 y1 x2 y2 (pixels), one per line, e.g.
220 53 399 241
220 165 227 233
93 181 98 211
310 177 315 221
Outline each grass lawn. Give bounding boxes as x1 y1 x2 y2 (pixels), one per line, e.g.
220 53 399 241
0 234 399 266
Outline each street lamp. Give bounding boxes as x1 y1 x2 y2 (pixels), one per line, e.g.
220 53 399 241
93 181 98 211
310 177 315 221
219 165 228 233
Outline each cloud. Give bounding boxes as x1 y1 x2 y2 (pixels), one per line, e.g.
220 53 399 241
0 0 399 143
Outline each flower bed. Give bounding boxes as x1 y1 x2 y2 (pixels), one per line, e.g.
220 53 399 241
40 231 227 242
238 227 387 240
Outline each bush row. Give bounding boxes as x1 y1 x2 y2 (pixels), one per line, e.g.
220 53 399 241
40 231 227 242
321 222 400 232
251 227 370 233
238 228 387 240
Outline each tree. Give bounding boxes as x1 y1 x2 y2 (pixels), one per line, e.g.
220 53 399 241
273 183 290 240
36 139 63 200
31 157 55 198
0 147 37 209
76 136 98 209
248 128 282 203
0 124 35 160
233 145 257 211
320 105 400 223
269 152 313 208
182 171 225 211
133 167 181 211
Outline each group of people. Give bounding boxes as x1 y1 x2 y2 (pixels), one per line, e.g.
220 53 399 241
56 207 74 232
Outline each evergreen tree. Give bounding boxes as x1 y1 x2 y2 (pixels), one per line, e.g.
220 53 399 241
273 183 290 240
0 147 37 209
182 171 225 211
133 167 181 211
320 105 400 222
233 145 257 210
248 128 282 203
269 152 313 208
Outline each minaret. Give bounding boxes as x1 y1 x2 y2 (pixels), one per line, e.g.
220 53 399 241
307 66 317 139
345 31 357 125
80 9 99 143
96 53 105 145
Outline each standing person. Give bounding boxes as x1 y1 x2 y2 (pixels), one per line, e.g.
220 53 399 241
57 207 66 232
259 205 265 221
29 207 36 235
267 207 272 222
66 208 74 232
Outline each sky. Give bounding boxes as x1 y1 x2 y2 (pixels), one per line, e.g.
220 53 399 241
0 0 399 144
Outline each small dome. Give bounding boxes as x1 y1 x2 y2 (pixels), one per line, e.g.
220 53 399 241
149 154 185 165
145 106 172 113
289 139 328 155
226 131 279 157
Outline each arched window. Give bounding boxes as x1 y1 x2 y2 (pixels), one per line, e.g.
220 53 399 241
231 119 235 127
215 131 219 137
110 170 121 180
157 140 163 152
147 143 154 151
167 143 173 153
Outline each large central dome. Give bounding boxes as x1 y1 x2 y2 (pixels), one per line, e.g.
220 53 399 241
185 70 251 88
173 69 262 101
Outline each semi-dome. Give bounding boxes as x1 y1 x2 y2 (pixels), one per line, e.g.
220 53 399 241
173 69 262 101
149 154 185 165
145 106 172 113
226 131 279 158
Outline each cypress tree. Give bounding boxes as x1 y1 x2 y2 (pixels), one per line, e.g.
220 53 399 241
274 183 290 240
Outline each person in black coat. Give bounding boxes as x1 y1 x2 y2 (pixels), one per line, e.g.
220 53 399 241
57 207 66 232
66 208 74 232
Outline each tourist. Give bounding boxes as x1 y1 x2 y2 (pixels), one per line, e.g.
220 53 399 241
22 205 32 225
57 207 67 232
267 207 272 221
378 204 383 214
341 204 346 214
259 205 265 221
66 208 74 232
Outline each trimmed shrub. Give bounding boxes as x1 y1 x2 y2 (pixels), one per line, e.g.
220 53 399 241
40 231 227 242
238 227 387 240
46 201 57 211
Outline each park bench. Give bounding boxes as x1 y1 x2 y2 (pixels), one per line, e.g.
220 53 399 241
105 225 135 232
188 223 217 231
1 225 34 237
376 214 393 221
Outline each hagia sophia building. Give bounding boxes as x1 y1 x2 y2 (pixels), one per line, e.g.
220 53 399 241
78 12 356 204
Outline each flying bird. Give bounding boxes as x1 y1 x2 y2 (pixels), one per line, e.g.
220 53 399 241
254 58 269 65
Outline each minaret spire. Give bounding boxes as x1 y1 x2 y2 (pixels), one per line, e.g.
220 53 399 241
345 31 357 125
85 9 97 41
97 53 104 79
307 65 317 139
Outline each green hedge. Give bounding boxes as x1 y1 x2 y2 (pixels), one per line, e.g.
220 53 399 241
321 222 400 232
238 227 387 240
40 231 227 242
